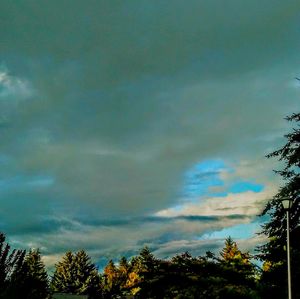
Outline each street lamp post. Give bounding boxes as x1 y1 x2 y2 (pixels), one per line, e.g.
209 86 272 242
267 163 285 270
281 197 293 299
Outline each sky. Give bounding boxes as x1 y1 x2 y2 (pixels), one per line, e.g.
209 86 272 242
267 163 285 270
0 0 300 269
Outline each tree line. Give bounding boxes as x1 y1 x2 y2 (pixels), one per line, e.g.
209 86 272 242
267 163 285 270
0 111 299 299
0 234 261 298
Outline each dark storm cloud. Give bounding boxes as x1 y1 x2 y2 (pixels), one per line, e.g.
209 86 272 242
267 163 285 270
4 213 250 237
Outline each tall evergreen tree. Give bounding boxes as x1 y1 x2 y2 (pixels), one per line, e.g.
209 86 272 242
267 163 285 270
259 112 300 298
51 251 75 293
138 246 157 274
23 249 49 299
8 249 50 299
51 250 101 298
262 113 300 241
0 232 25 298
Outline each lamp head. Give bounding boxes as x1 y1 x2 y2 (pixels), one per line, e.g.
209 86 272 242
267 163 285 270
281 197 293 210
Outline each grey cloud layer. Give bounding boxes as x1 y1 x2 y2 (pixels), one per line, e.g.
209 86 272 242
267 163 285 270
9 213 252 268
0 0 299 261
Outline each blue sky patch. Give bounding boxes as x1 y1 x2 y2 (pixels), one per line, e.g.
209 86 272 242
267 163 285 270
183 159 227 199
200 220 261 240
228 181 264 194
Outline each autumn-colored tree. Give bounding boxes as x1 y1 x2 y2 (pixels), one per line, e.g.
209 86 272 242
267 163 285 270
117 256 131 291
220 236 255 283
218 237 258 297
220 236 251 265
102 259 120 297
123 256 141 296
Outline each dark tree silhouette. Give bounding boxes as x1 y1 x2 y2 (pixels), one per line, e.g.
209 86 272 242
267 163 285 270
260 112 300 298
0 232 25 298
7 249 50 299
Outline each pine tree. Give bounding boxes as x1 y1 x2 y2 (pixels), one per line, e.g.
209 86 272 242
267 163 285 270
51 250 101 297
220 237 250 266
138 246 156 273
217 238 259 298
130 247 162 298
23 249 49 299
259 112 300 298
0 232 25 298
51 251 75 293
262 113 300 241
8 249 50 299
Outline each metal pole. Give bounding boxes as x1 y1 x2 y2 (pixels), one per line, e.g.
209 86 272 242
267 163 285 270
286 209 292 299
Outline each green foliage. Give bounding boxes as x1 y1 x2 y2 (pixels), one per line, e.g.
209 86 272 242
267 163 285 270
262 113 300 240
221 236 244 261
259 112 300 298
128 242 258 299
51 252 75 293
0 232 262 299
0 233 26 298
51 250 101 298
53 295 87 299
10 249 50 299
220 237 255 279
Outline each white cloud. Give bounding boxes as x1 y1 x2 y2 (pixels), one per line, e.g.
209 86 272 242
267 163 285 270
156 185 276 218
0 70 32 99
